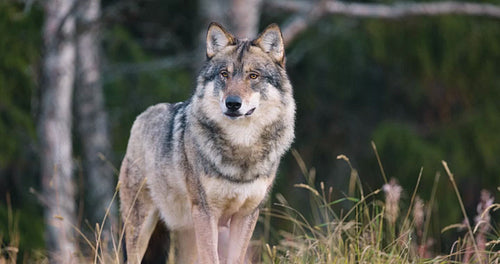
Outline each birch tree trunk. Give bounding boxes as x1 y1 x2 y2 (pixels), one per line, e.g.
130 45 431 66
199 0 262 38
75 0 116 235
197 0 262 67
230 0 263 38
39 0 78 262
199 0 230 31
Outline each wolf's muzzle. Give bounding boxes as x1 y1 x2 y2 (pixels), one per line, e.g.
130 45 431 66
225 96 242 111
224 96 243 118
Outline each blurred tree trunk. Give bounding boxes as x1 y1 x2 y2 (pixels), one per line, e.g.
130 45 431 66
199 0 230 32
198 0 262 38
196 0 230 68
196 0 262 68
230 0 262 38
39 0 78 262
75 0 116 235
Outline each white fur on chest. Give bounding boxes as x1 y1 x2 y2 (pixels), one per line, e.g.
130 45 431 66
201 176 273 218
151 169 193 230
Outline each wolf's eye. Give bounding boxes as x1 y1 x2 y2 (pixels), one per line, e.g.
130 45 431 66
249 73 259 79
220 70 229 79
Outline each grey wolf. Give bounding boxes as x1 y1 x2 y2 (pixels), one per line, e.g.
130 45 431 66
119 22 295 264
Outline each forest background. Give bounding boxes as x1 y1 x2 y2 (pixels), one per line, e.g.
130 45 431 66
0 0 499 262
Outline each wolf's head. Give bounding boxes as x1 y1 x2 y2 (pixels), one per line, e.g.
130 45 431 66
195 22 292 125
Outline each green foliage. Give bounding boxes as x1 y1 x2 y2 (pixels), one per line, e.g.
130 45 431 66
372 122 443 182
0 2 41 167
0 2 45 261
365 16 500 225
0 204 44 259
277 14 500 249
103 25 193 155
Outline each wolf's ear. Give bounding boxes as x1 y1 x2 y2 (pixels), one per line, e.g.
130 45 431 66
206 22 235 58
253 24 285 66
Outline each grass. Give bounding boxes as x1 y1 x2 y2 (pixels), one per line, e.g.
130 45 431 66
2 147 499 263
0 195 19 264
256 148 500 263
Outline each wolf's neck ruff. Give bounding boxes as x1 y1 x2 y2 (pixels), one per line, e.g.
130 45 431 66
190 110 286 183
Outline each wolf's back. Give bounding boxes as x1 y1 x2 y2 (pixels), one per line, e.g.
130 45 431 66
125 102 188 165
119 101 190 209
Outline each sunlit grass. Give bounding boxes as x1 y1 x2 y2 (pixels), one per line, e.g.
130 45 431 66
2 147 499 263
257 148 500 263
0 195 19 264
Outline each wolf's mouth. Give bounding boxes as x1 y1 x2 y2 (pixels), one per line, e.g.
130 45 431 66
245 108 256 116
224 108 256 119
224 112 241 118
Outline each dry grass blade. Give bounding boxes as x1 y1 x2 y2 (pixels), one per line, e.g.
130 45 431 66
294 183 320 197
292 148 308 177
442 160 481 263
371 141 388 184
402 167 423 230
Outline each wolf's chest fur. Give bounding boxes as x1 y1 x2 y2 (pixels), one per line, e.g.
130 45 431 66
202 176 274 225
191 112 285 183
153 164 273 230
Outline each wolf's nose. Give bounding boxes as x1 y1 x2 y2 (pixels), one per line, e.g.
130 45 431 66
225 96 242 111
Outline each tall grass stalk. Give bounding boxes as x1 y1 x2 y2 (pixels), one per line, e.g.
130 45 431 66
441 161 481 263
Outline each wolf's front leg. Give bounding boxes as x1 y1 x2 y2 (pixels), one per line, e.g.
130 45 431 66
176 229 197 264
226 209 259 264
192 204 219 264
